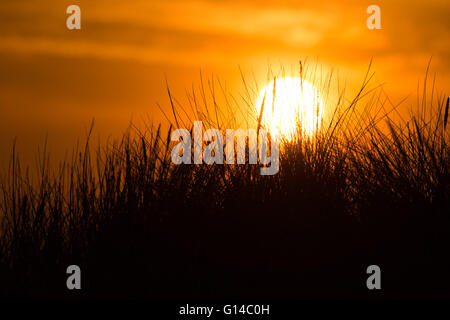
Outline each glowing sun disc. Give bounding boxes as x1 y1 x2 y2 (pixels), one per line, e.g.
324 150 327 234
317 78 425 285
256 77 324 138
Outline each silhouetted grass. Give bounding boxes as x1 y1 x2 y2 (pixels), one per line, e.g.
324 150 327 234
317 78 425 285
0 64 448 299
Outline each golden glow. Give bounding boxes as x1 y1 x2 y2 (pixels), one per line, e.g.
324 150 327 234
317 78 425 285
256 77 324 138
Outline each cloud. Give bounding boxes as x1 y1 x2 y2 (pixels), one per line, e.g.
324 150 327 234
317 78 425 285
0 0 449 100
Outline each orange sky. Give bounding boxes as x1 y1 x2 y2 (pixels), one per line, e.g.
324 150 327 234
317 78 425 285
0 0 449 165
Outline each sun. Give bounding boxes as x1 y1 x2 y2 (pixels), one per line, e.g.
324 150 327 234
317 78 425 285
256 77 324 138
